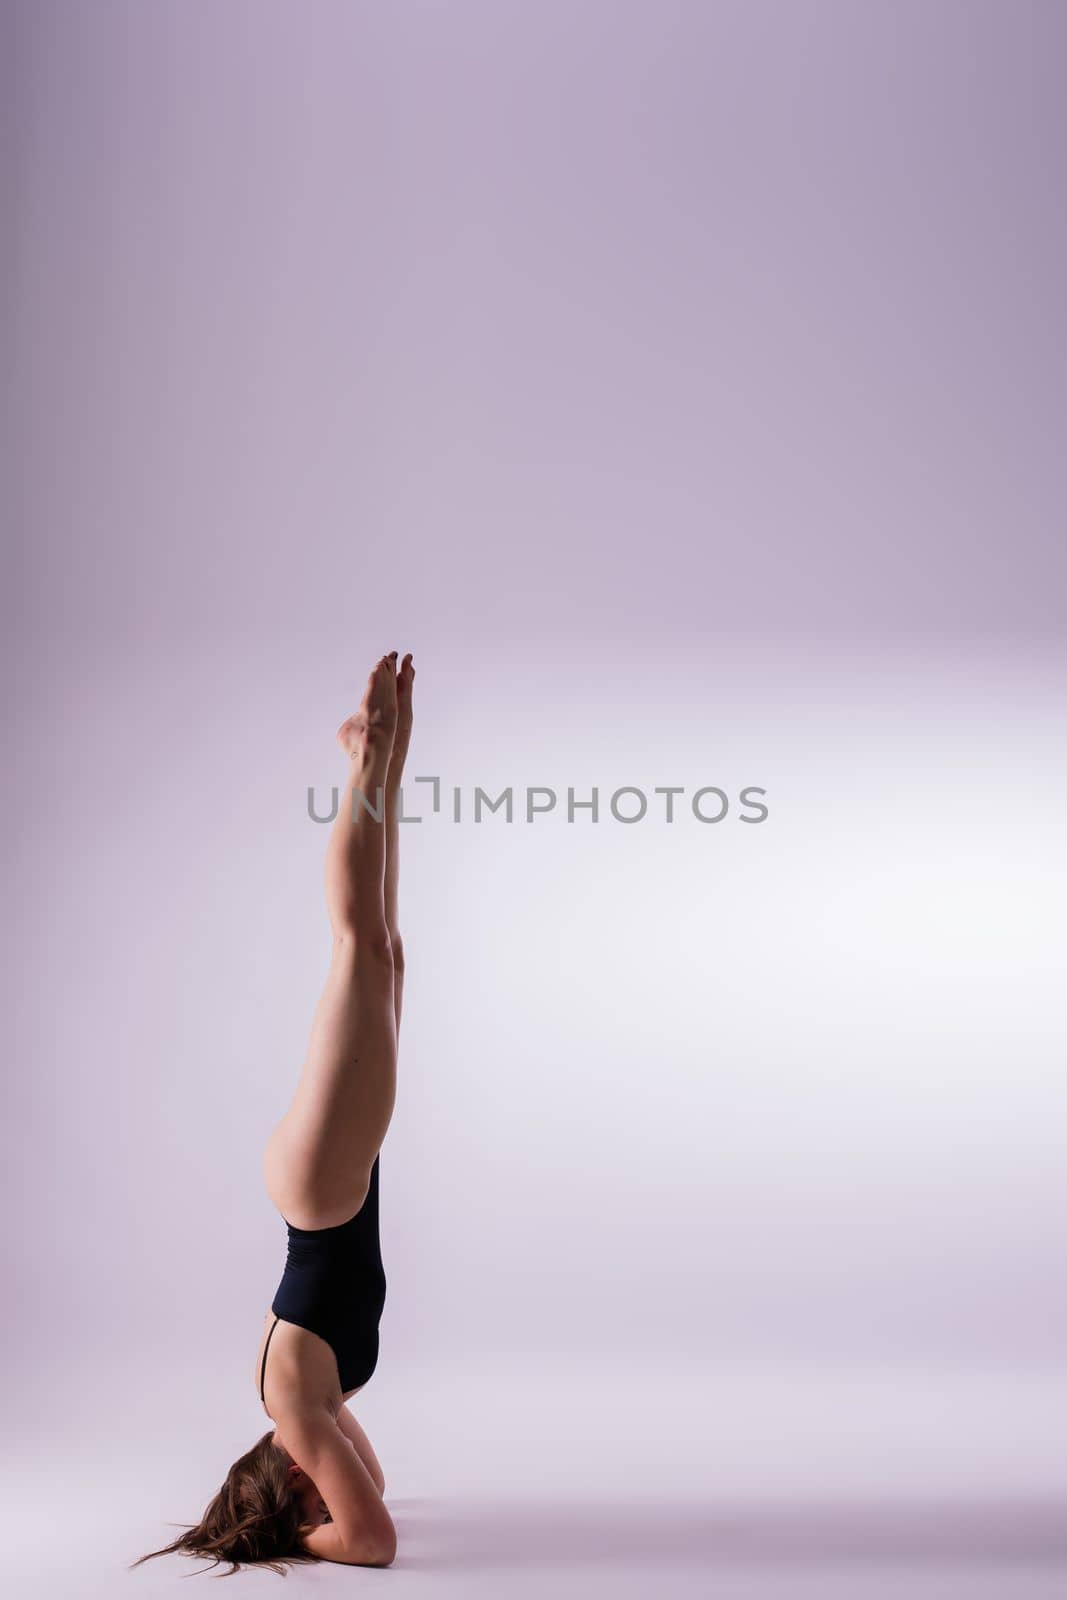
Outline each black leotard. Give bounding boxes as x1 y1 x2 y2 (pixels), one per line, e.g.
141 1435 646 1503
260 1154 387 1401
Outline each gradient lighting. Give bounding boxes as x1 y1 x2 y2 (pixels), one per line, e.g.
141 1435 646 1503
7 1 1066 1596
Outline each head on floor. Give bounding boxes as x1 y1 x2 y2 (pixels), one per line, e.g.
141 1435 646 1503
127 1427 324 1575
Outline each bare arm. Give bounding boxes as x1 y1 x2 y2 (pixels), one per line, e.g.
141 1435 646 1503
278 1407 395 1566
301 1518 395 1567
334 1404 386 1495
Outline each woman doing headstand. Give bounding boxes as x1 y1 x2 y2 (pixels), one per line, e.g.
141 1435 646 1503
133 651 414 1573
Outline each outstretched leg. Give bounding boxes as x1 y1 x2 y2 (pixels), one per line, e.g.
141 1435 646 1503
263 653 403 1230
384 653 414 1039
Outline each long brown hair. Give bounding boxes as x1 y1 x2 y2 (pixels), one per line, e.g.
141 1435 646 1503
129 1428 321 1577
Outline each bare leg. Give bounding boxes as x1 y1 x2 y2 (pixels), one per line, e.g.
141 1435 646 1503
384 653 414 1039
263 653 403 1229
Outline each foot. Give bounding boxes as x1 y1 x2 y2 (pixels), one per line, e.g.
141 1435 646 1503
388 653 415 786
336 654 399 774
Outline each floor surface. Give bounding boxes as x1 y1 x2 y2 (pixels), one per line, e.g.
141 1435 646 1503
17 1359 1067 1598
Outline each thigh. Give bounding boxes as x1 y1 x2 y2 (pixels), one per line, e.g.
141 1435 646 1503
263 944 397 1227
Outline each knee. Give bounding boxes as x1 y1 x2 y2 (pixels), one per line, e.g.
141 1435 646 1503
332 927 395 968
390 936 405 975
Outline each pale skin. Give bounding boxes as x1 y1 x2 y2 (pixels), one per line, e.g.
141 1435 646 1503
256 650 414 1567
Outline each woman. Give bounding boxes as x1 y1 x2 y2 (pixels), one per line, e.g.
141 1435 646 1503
133 651 414 1573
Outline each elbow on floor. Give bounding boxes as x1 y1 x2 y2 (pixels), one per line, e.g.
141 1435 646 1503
359 1528 397 1568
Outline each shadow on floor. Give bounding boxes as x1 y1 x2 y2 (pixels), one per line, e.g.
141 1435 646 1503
387 1497 1067 1572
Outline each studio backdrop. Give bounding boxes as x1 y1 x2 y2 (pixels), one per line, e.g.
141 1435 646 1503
6 1 1066 1595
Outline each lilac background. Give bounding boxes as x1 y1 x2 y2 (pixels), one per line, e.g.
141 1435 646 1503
6 1 1067 1594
